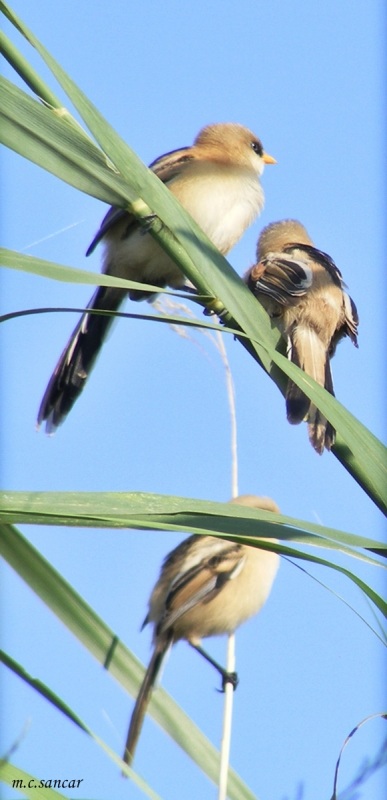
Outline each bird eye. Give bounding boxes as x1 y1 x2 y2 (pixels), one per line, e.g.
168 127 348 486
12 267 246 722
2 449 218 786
250 140 263 157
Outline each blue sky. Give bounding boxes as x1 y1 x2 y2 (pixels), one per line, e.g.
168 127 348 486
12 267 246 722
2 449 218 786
1 1 386 799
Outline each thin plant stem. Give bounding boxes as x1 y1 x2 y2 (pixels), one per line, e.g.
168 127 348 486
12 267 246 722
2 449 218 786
215 331 238 800
218 634 236 800
153 300 239 800
215 329 239 500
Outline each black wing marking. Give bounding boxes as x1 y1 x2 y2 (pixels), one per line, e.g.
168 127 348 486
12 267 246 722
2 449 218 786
158 542 244 633
285 243 344 288
149 145 194 182
248 253 313 305
345 294 359 345
330 292 359 355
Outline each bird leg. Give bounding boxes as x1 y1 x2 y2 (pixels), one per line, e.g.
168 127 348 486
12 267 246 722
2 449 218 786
188 642 239 691
138 213 161 235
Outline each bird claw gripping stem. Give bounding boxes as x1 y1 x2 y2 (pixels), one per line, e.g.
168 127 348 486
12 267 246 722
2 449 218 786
218 670 239 693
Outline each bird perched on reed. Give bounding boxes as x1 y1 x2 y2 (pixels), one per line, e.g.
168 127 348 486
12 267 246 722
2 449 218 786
245 220 358 453
123 494 279 767
37 123 275 433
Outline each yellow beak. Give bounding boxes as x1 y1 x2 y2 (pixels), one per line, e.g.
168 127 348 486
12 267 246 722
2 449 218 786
263 152 277 165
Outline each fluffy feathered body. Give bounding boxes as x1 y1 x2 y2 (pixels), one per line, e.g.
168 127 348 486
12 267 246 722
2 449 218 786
245 220 358 453
123 495 279 766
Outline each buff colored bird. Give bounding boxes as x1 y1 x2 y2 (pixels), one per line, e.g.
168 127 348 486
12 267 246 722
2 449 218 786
38 123 275 432
245 220 358 453
123 494 279 766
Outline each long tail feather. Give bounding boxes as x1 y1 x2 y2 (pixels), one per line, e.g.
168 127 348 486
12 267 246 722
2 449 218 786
286 326 335 453
123 643 168 768
307 359 336 453
37 286 125 432
285 335 311 424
